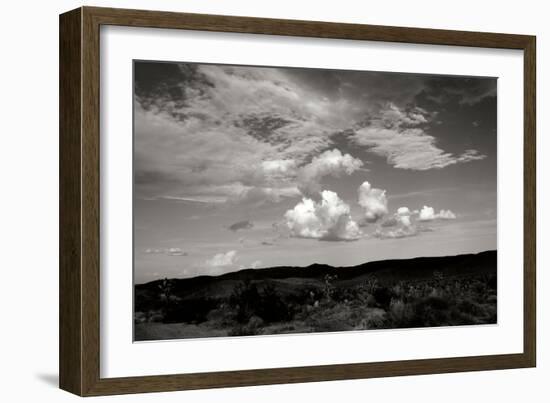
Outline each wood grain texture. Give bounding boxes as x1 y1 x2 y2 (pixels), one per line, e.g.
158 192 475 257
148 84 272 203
59 6 537 396
59 8 82 396
523 37 536 367
81 6 102 396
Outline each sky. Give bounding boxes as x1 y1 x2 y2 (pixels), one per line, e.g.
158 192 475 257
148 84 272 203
133 60 497 284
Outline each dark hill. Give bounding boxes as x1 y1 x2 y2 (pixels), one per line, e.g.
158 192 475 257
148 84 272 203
135 250 496 302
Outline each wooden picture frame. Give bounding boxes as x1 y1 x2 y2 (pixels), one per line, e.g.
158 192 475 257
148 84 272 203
59 6 536 396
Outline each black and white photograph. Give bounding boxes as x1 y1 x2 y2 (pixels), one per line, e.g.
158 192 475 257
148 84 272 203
133 61 497 341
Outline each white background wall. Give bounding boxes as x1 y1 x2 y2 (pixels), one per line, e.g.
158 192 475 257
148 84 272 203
0 0 546 401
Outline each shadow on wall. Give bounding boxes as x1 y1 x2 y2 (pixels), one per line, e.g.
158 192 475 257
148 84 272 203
35 373 58 388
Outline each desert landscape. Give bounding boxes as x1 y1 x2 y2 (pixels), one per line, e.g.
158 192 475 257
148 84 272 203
134 250 497 341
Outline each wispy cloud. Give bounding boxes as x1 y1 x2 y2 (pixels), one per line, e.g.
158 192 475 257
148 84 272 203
421 76 497 106
144 247 188 256
135 65 489 206
352 103 486 170
387 187 459 201
374 225 418 239
156 195 227 204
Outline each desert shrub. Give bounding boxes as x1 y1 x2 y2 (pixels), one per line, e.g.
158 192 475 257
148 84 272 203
372 286 393 309
365 293 377 307
387 298 416 328
134 289 164 312
332 287 356 303
457 299 486 316
472 280 487 294
257 284 292 323
228 315 264 336
134 311 147 324
229 280 294 324
229 279 262 323
270 324 296 333
163 297 217 324
304 302 354 332
354 308 387 330
423 295 450 310
392 283 404 299
206 306 237 327
147 310 164 323
355 281 379 307
411 296 452 327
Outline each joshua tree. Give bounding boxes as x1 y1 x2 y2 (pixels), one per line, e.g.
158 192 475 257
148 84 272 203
323 273 338 301
364 275 379 294
158 278 174 314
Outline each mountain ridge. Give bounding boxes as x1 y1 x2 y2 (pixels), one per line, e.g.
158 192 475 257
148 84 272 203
136 250 497 290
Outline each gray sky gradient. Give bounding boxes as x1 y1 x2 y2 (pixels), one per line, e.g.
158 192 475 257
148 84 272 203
133 61 497 284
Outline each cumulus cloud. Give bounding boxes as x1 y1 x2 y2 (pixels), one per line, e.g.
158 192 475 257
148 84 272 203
419 205 437 221
297 149 363 196
285 190 361 241
418 205 457 221
396 206 413 227
397 207 411 215
437 209 457 220
377 207 414 228
228 220 254 231
358 181 388 223
352 103 486 170
374 205 419 239
205 250 238 267
375 204 456 239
